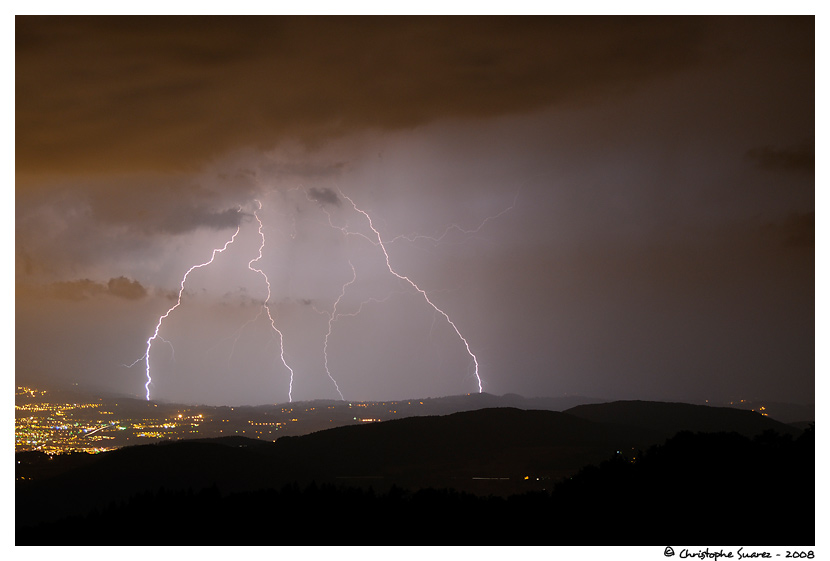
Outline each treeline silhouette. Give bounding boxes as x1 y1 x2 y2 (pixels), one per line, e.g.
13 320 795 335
17 426 813 545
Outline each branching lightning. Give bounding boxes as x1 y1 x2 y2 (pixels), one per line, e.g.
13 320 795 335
311 277 402 401
338 190 484 394
225 307 263 365
386 188 521 247
126 182 516 402
319 261 356 401
247 200 297 402
131 226 240 400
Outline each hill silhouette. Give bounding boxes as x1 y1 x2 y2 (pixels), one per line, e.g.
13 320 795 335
17 407 643 523
565 400 801 439
16 401 813 545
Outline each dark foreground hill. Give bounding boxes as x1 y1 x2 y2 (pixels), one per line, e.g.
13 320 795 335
565 400 803 439
16 402 813 545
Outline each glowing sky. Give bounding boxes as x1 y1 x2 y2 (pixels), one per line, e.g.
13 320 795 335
15 16 814 405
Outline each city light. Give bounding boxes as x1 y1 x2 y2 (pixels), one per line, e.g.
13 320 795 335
14 385 429 455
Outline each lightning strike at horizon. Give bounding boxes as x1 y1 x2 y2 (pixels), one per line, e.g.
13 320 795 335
338 190 484 394
133 226 240 401
124 185 509 402
248 200 297 402
320 261 356 401
312 285 411 400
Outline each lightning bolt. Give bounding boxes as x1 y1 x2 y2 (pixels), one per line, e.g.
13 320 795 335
157 336 175 362
311 283 402 400
133 226 240 400
124 180 512 402
247 200 297 402
338 190 484 394
225 306 264 365
386 188 520 246
319 261 356 401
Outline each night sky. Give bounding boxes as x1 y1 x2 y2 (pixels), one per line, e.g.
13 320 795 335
15 16 815 406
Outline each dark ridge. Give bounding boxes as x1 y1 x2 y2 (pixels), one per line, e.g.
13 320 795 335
565 399 801 439
18 407 647 525
16 427 814 545
17 402 812 544
789 420 815 431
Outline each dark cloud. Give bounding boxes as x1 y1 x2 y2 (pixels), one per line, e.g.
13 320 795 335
13 17 815 406
14 180 248 289
50 279 106 301
78 177 246 234
21 277 149 301
106 276 149 300
307 187 341 207
745 141 815 173
170 206 244 234
16 16 713 177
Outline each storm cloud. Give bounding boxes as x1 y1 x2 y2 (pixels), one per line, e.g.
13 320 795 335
16 16 710 177
21 276 148 301
14 16 815 406
307 187 341 207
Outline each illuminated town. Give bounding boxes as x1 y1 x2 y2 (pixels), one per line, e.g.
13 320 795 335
17 385 789 457
15 385 431 455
